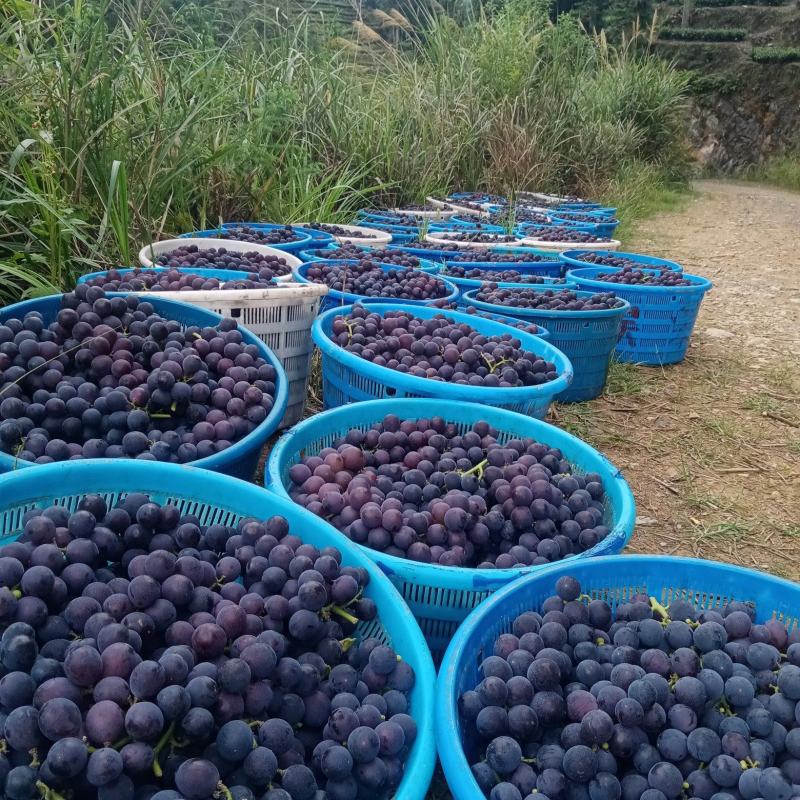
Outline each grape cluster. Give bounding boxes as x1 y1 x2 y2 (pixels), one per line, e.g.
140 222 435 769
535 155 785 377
473 287 624 312
432 233 519 244
460 573 800 800
430 303 546 337
392 239 461 253
448 251 559 264
361 214 421 227
288 415 611 568
303 263 449 301
307 224 377 239
449 194 507 205
0 494 417 799
154 246 292 277
554 212 616 224
592 268 694 287
81 269 276 293
442 267 564 285
570 252 678 271
521 227 610 244
329 306 558 388
0 287 276 464
309 247 425 269
489 211 550 226
215 226 305 246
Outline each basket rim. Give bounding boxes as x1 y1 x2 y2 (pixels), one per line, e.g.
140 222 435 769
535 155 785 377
560 249 684 272
0 459 436 800
0 294 288 473
297 246 439 273
293 263 460 306
178 223 321 246
435 554 800 800
266 398 635 588
566 266 713 294
425 231 526 249
311 302 574 401
463 287 632 320
138 238 304 269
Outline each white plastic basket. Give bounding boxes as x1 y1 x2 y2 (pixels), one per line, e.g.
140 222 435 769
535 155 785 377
123 282 328 427
390 206 457 219
519 236 621 252
293 223 392 246
138 239 301 283
426 196 491 218
424 231 526 249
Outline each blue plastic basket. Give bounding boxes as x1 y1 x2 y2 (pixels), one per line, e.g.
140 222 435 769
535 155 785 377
436 554 800 800
431 218 505 233
549 216 619 238
561 249 684 273
312 303 574 418
0 460 436 800
179 223 316 253
293 262 459 313
77 266 276 286
266 399 635 659
386 245 465 262
0 295 288 480
462 287 630 403
439 265 573 302
297 245 440 274
565 266 712 365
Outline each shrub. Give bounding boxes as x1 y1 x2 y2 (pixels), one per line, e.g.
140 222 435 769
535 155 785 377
659 27 747 41
751 46 800 62
695 0 784 6
684 70 740 94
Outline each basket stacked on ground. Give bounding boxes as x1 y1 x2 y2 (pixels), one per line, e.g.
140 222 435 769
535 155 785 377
138 238 302 283
0 459 437 800
565 266 712 365
0 294 288 479
311 303 573 417
356 221 419 243
518 230 622 253
77 267 327 428
438 264 575 303
293 262 459 313
435 554 800 799
297 245 440 273
560 249 684 273
176 223 318 253
266 398 636 659
463 288 630 403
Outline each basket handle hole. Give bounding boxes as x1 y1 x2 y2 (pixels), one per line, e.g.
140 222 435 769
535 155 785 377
230 308 242 318
385 387 397 397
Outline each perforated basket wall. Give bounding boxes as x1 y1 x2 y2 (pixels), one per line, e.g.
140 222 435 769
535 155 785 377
0 460 436 800
266 399 635 660
436 555 800 800
311 303 574 420
565 266 712 366
463 289 630 403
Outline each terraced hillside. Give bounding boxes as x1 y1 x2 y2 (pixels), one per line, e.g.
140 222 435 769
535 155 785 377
654 1 800 169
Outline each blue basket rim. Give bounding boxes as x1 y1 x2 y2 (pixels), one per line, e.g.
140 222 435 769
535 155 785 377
462 287 632 321
0 294 288 473
178 223 316 247
297 247 439 273
460 311 550 339
77 266 279 285
312 302 574 400
517 220 600 233
441 260 562 271
551 211 619 223
0 459 436 800
435 553 800 800
441 274 573 291
358 221 420 234
566 266 713 294
560 249 684 272
293 263 459 306
266 399 635 589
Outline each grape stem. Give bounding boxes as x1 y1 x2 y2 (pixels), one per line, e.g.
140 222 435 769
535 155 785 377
111 735 132 750
215 782 234 800
152 720 176 777
649 596 670 625
36 782 67 800
340 637 356 652
459 458 488 481
330 605 359 625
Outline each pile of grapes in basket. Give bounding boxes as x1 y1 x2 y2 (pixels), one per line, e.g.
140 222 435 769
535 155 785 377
460 574 800 800
303 262 448 301
0 493 417 799
82 269 276 292
0 288 277 464
154 246 292 277
288 413 611 568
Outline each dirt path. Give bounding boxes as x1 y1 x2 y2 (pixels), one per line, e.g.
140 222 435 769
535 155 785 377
557 179 800 578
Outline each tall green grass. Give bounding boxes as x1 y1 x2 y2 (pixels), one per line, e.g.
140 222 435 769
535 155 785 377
0 0 689 302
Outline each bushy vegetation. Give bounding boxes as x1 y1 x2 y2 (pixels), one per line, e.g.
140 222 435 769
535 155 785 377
684 70 740 95
751 45 800 62
0 0 689 302
747 156 800 191
694 0 785 6
660 27 747 41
